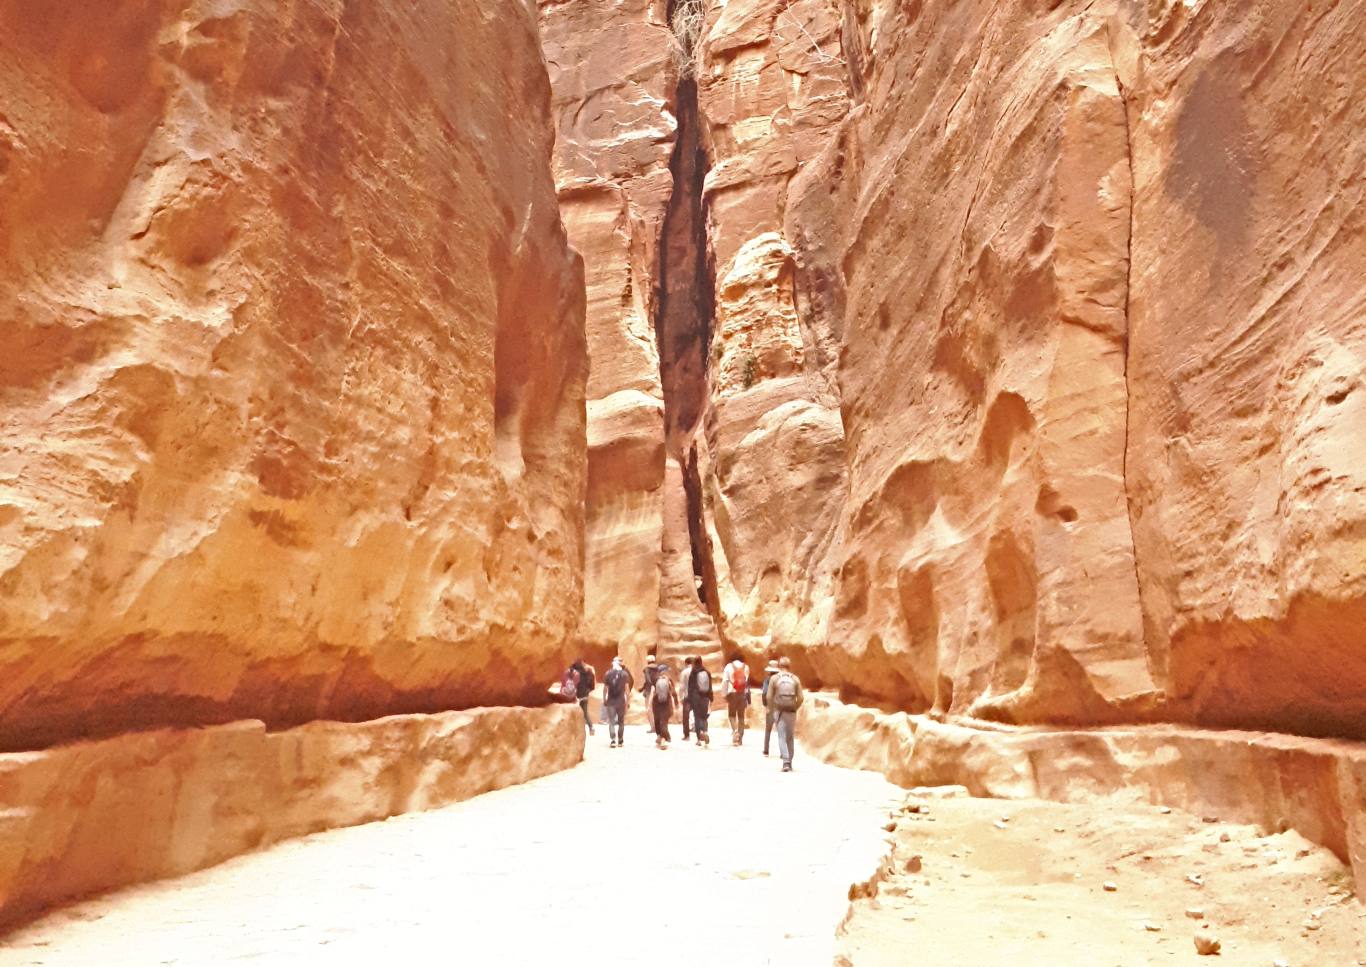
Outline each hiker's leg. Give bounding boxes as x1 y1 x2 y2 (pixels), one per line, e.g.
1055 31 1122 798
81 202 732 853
763 709 775 754
777 712 795 766
580 698 592 730
607 702 623 743
681 698 690 739
737 697 745 742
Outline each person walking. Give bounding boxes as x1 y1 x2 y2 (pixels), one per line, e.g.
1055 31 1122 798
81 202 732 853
769 657 803 771
571 659 596 736
641 655 659 734
688 656 713 746
760 658 780 756
722 654 750 746
679 656 694 742
650 662 678 749
601 657 631 748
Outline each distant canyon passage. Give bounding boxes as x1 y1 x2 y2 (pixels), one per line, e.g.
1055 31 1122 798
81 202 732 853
539 0 1366 739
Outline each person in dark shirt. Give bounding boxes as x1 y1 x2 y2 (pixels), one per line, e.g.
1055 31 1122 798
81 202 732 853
680 656 694 741
601 657 632 748
571 659 596 736
650 662 678 749
640 654 659 734
687 656 713 747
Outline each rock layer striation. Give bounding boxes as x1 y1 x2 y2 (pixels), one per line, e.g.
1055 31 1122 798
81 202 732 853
541 0 1366 740
0 0 587 750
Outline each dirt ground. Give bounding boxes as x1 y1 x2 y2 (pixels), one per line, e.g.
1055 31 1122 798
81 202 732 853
838 788 1366 966
0 723 897 966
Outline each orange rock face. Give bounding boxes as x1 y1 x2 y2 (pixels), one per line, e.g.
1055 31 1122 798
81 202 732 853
0 0 586 750
812 0 1366 737
808 1 1150 722
1119 2 1366 738
538 0 673 672
542 0 1366 740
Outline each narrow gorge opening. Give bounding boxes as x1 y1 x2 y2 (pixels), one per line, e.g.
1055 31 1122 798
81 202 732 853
656 4 722 625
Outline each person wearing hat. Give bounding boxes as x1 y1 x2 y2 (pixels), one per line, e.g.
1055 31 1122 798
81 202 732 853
760 658 780 756
769 657 804 772
601 656 632 748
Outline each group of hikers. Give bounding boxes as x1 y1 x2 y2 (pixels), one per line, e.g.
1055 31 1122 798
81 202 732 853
559 654 805 772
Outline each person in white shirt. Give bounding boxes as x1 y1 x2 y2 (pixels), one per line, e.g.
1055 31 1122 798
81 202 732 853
721 654 750 746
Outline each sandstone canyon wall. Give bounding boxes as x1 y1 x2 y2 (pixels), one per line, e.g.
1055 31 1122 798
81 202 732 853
539 0 672 673
0 0 587 752
542 0 1365 740
816 0 1365 737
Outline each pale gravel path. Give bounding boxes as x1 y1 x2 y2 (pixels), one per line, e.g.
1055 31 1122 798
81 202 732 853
1 724 899 967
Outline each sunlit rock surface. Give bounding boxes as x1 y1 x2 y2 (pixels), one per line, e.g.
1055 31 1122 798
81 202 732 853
538 0 674 671
683 0 1366 737
0 0 587 750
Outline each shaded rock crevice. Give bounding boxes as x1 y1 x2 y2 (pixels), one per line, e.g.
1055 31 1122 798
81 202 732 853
652 6 725 658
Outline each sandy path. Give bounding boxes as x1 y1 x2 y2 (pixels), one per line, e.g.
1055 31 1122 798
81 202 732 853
1 724 899 966
840 790 1366 966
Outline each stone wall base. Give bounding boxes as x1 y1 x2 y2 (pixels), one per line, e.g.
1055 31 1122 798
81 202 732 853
0 704 583 928
799 694 1366 894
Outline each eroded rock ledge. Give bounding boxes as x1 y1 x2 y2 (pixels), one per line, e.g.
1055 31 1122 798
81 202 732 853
0 704 584 929
801 694 1366 894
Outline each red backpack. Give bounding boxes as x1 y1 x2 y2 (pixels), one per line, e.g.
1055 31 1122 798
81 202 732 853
559 668 579 701
730 662 748 693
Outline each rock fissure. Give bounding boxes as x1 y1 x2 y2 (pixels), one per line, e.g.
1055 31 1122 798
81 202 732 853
653 10 724 658
1114 63 1159 694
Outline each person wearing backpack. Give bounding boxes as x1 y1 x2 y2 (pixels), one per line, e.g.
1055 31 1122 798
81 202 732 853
640 655 659 734
722 654 750 746
570 659 596 736
601 656 632 748
760 658 780 756
679 656 694 741
687 656 713 746
650 662 678 749
769 657 804 772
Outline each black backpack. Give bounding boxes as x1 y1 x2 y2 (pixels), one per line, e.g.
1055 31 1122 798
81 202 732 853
605 668 628 700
